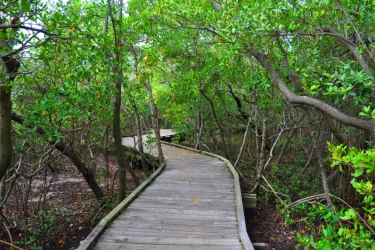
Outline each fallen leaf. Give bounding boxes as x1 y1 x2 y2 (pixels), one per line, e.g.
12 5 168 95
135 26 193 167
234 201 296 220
213 210 217 214
192 198 198 205
78 226 83 230
187 235 193 239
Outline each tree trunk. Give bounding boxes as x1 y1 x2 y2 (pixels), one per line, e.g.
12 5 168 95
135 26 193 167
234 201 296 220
133 103 148 172
0 85 12 182
234 117 251 168
252 118 267 194
195 112 204 149
108 0 130 204
144 79 164 162
276 111 306 165
113 62 129 203
199 88 229 158
11 112 105 200
0 54 19 182
104 125 110 178
248 45 375 138
0 174 6 204
316 140 334 210
55 141 105 200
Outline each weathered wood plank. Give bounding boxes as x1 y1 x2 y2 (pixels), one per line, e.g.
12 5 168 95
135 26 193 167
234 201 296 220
161 141 254 250
94 242 243 250
107 223 239 232
125 207 237 216
76 163 166 250
99 229 238 238
98 235 242 246
80 141 256 250
242 194 257 208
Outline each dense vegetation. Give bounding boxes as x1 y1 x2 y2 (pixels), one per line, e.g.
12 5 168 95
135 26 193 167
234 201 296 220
1 0 375 249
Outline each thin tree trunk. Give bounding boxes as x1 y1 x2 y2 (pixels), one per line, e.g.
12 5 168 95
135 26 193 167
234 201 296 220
252 118 267 194
133 103 148 172
0 52 19 182
234 117 251 168
199 88 229 158
113 62 129 203
316 140 334 210
195 112 204 149
144 78 164 162
0 175 6 203
11 112 105 200
104 125 110 178
276 111 306 165
0 84 12 182
108 0 130 204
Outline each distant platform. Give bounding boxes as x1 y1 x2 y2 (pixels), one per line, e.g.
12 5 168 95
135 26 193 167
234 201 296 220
122 129 177 150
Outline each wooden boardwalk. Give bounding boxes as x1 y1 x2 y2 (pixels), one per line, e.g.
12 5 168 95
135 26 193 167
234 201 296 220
78 142 253 250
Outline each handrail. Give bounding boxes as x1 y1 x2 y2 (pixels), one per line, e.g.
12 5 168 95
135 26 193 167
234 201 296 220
76 163 166 250
161 141 254 250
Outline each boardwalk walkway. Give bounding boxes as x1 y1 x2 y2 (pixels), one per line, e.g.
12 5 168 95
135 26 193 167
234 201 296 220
78 138 253 249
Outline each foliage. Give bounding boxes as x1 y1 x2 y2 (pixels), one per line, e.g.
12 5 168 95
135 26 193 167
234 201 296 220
295 144 375 249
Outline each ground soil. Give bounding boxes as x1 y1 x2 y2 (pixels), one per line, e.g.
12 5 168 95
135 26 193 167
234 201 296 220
245 202 304 250
0 156 148 250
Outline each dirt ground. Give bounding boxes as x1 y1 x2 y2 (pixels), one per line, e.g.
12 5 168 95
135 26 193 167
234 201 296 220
0 156 147 250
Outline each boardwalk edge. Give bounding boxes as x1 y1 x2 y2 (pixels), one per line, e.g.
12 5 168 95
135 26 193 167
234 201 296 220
76 163 166 250
161 141 255 250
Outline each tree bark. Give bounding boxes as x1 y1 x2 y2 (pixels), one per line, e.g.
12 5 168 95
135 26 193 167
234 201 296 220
321 27 373 79
316 139 334 210
252 118 267 194
0 53 19 182
144 78 164 162
195 112 204 149
113 60 129 203
276 111 306 165
104 125 110 178
11 112 105 200
248 45 375 138
108 0 131 204
133 103 148 172
199 88 229 158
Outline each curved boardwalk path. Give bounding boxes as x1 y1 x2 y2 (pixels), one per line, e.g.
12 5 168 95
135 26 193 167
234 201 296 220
79 142 253 250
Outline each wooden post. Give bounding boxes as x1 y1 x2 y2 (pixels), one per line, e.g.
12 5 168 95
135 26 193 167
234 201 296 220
242 193 257 208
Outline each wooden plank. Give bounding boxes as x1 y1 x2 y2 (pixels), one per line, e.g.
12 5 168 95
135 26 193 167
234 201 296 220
107 222 238 232
161 141 255 250
76 163 166 250
135 196 235 203
98 235 242 246
121 211 236 220
242 194 257 208
109 218 238 227
125 207 237 216
94 242 243 250
99 229 238 238
253 243 269 250
81 140 252 250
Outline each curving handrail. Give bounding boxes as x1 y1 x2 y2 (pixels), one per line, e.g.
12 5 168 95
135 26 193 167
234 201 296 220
160 141 254 250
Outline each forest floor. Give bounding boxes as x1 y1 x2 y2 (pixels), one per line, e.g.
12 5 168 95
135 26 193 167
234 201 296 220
0 156 147 250
245 202 305 249
240 169 307 249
